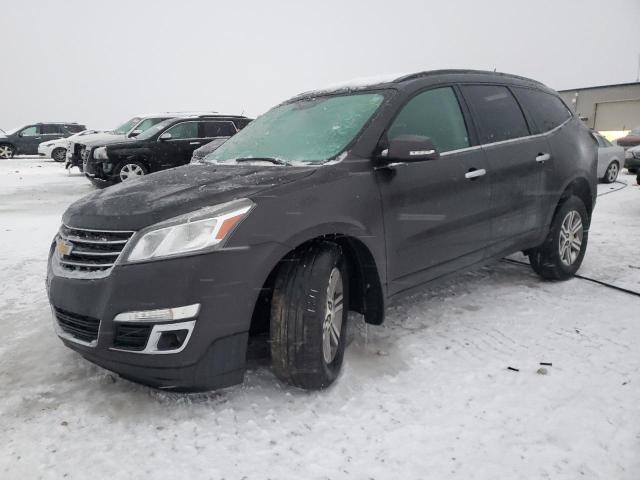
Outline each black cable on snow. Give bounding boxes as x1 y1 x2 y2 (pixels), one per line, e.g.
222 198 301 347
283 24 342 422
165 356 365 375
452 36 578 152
597 179 628 197
500 258 640 298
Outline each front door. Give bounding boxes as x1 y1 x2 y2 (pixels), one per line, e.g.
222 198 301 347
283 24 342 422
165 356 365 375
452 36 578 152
17 125 43 154
159 121 201 169
376 86 492 295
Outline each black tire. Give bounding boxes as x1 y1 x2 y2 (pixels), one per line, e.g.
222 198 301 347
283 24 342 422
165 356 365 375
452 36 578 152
528 196 589 280
601 161 619 184
636 173 640 186
52 148 67 163
114 160 147 182
628 167 638 174
270 242 349 390
0 143 15 159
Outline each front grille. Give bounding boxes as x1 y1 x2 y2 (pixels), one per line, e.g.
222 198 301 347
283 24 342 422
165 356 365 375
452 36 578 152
80 145 90 162
56 225 135 274
113 324 152 351
54 307 100 344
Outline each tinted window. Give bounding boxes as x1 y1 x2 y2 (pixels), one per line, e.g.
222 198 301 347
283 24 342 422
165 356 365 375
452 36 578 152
66 124 85 133
513 87 571 134
20 126 40 136
41 124 62 134
165 121 198 139
387 87 469 153
461 85 529 143
233 119 252 130
201 121 236 137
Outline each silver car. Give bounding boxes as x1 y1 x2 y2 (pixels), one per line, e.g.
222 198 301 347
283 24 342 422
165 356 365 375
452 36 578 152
593 132 624 183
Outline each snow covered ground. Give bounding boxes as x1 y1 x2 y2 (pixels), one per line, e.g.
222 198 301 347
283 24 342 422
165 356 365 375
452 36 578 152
1 157 639 480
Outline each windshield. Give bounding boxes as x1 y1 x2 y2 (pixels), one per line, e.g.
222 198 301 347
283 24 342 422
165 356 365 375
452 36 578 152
112 117 142 135
135 118 177 140
204 92 386 165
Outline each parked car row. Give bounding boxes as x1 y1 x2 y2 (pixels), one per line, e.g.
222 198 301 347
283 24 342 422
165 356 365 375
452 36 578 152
79 114 250 186
0 123 86 158
47 69 600 392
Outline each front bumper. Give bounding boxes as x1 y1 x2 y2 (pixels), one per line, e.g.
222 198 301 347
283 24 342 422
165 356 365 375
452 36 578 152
624 154 640 170
46 242 283 391
38 145 52 157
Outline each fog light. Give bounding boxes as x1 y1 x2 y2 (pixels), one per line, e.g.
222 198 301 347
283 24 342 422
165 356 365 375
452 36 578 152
113 304 200 323
157 329 189 351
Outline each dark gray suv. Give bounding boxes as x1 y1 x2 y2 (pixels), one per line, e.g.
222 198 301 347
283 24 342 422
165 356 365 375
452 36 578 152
0 122 85 158
47 70 597 392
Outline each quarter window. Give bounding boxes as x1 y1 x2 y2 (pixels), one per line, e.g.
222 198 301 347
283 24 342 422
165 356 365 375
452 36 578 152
460 85 530 143
513 87 571 134
165 122 198 139
387 87 469 153
201 121 236 137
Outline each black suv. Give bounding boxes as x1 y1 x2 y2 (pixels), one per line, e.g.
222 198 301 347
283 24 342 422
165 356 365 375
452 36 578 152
47 70 597 392
83 115 251 185
0 123 85 158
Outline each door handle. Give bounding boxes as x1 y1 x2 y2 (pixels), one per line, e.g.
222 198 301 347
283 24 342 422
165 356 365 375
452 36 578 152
465 168 486 180
536 153 551 163
189 141 201 145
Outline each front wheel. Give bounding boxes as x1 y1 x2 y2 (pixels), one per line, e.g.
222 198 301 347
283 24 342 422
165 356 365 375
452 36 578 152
52 148 67 163
528 195 589 280
115 160 147 182
601 161 619 183
0 143 15 159
270 243 349 389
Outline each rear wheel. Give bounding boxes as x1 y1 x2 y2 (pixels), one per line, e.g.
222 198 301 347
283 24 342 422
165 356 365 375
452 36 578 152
528 196 589 280
116 160 147 182
0 143 15 159
52 148 67 163
602 161 619 183
270 243 349 390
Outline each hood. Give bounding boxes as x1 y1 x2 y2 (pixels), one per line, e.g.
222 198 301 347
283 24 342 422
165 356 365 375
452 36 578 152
72 132 124 147
63 163 317 230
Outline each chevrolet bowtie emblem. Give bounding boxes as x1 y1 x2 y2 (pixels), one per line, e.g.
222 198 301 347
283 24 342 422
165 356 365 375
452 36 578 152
56 239 74 257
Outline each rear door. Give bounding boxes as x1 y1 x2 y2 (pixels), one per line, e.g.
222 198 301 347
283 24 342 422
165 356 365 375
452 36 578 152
376 86 492 294
41 124 65 142
459 84 549 254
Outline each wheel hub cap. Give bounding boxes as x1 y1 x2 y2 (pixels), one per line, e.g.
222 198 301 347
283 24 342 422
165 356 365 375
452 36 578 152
559 210 583 266
120 164 144 181
322 267 344 364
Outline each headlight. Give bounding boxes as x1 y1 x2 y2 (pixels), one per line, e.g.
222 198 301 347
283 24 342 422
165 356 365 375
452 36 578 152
125 198 254 262
633 151 640 159
45 142 55 147
94 146 108 160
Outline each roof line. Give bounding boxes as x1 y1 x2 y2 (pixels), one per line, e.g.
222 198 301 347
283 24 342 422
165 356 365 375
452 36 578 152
558 81 640 92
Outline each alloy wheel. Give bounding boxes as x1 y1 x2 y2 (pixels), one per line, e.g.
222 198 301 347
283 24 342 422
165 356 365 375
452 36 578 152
607 163 618 183
53 149 67 162
119 163 145 181
0 145 14 159
322 267 344 364
558 210 583 266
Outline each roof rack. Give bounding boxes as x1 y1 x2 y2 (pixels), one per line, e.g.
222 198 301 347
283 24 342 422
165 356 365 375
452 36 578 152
394 69 544 86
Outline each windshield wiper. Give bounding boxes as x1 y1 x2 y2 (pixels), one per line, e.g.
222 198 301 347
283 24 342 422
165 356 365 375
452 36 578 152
235 157 291 166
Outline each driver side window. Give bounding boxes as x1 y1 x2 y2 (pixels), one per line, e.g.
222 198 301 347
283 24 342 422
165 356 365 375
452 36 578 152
388 87 470 153
20 126 39 136
164 122 198 139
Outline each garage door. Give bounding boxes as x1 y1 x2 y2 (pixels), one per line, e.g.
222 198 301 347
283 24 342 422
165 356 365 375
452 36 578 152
594 99 640 131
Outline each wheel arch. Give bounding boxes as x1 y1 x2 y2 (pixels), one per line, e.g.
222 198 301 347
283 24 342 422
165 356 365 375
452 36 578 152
547 175 595 230
248 231 386 339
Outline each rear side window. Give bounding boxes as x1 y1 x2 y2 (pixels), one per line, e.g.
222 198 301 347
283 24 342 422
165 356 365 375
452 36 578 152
233 119 252 130
41 124 62 134
200 121 236 137
387 87 469 153
65 124 85 133
460 85 529 144
513 87 571 134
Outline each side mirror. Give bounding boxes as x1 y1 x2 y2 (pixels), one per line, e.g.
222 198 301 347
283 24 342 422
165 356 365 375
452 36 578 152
382 135 439 163
129 129 142 138
159 132 172 141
